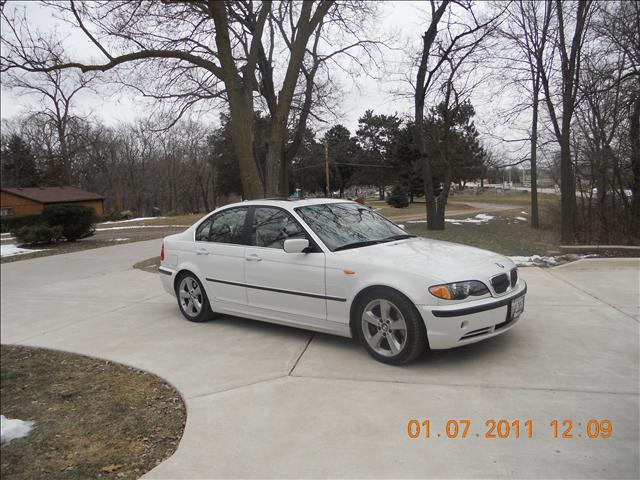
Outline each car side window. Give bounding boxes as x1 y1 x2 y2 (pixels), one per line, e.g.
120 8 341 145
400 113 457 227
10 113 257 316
196 207 248 244
251 207 306 249
195 216 213 242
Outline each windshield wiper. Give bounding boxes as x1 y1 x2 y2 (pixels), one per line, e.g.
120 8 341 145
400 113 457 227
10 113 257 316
334 240 381 252
378 234 415 243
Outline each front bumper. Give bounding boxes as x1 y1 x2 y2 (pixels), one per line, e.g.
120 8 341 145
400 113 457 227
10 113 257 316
418 281 527 349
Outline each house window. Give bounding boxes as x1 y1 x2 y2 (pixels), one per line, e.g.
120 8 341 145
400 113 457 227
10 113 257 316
0 207 14 217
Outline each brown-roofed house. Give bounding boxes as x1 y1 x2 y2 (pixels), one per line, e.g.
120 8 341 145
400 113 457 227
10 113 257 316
0 187 105 217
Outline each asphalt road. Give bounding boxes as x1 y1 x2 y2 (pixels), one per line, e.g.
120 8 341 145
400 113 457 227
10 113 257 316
1 240 638 478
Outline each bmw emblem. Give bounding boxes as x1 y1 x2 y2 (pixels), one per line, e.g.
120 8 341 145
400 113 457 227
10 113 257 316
495 262 505 268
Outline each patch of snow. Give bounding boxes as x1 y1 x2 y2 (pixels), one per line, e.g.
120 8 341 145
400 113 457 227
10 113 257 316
0 232 12 237
520 211 528 215
1 244 44 257
95 225 187 232
1 415 34 445
1 236 16 241
510 254 597 268
445 213 495 224
515 216 527 221
98 216 165 225
109 238 129 242
409 213 496 225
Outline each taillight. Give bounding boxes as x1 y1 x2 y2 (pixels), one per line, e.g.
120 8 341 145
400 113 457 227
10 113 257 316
160 242 165 261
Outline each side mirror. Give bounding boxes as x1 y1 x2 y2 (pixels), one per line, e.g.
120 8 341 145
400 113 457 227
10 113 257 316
283 238 309 253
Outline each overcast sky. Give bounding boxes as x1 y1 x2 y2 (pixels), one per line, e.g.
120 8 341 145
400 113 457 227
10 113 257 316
0 1 530 162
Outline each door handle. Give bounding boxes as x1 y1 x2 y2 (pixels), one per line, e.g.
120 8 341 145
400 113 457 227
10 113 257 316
246 254 262 262
196 248 210 256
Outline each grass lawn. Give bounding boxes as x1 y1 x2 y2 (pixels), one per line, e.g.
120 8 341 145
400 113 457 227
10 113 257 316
0 345 186 480
449 191 560 208
406 210 560 256
366 200 472 219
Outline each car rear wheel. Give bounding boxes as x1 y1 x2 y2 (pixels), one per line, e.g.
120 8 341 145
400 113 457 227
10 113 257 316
355 288 427 365
175 273 214 323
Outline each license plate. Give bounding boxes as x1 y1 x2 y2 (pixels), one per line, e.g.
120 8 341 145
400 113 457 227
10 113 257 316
511 296 525 320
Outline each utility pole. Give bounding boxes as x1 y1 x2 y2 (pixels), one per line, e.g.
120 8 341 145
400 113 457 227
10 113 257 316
325 141 330 198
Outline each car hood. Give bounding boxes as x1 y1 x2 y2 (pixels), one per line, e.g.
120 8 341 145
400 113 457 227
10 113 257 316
334 237 515 284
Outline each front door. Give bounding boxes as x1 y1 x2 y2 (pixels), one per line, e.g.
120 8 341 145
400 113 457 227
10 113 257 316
244 206 326 323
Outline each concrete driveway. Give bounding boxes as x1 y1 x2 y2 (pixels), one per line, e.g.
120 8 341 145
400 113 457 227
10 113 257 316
1 240 638 478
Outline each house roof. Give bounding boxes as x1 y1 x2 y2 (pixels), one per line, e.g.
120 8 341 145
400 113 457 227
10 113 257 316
1 186 104 204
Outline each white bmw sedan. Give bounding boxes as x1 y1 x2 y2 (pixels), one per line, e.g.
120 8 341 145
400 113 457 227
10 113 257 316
159 199 526 364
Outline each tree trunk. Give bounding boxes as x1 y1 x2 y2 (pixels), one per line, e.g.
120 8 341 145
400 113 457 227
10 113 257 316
530 84 540 229
559 134 576 244
630 94 640 241
227 90 264 199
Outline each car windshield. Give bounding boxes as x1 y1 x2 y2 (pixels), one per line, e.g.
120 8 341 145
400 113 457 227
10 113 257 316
295 202 411 252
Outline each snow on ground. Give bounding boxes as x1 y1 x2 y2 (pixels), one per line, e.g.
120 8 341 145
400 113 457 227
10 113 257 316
1 415 34 445
408 213 496 225
515 216 527 221
510 254 597 267
95 225 187 232
520 211 527 215
0 232 12 237
98 216 165 225
1 244 43 257
108 238 130 242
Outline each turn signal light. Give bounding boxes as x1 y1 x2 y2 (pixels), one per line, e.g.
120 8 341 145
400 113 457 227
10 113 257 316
429 285 452 300
160 242 165 261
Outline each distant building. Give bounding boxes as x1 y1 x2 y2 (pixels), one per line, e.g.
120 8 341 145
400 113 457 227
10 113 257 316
0 187 105 217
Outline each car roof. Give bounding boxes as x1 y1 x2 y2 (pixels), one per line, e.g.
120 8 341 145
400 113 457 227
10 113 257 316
219 198 355 210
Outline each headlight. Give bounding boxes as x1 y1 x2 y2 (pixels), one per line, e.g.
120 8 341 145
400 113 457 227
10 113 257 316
429 280 489 300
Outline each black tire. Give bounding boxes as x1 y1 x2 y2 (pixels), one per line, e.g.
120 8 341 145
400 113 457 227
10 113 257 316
175 272 214 323
354 287 427 365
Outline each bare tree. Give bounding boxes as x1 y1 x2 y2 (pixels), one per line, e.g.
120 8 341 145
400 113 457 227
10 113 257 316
499 0 554 229
413 0 502 230
1 1 363 199
537 0 593 244
2 37 97 185
595 0 640 241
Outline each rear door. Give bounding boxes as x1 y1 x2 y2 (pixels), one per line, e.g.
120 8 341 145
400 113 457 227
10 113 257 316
195 206 249 305
244 206 327 322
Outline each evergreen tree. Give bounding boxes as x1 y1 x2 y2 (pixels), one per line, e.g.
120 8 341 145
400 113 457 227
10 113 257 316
0 134 40 187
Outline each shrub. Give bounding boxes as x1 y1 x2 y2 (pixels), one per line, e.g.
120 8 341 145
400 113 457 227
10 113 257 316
42 204 95 241
0 214 43 234
15 224 64 245
386 185 410 208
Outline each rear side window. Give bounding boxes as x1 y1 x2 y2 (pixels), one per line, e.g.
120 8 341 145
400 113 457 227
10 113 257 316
195 207 248 244
195 217 213 241
251 207 305 249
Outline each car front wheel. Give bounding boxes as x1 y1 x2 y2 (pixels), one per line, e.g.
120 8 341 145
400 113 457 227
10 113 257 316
175 273 214 323
355 288 427 365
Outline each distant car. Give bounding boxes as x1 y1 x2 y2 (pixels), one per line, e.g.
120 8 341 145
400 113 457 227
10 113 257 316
159 199 526 364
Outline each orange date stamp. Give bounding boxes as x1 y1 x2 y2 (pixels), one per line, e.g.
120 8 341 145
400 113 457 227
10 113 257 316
406 419 613 439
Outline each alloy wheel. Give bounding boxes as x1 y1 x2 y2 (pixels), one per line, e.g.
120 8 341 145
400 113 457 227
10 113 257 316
178 276 203 318
361 298 408 357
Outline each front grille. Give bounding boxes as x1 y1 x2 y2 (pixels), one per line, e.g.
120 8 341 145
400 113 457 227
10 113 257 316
510 268 518 287
491 273 509 294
